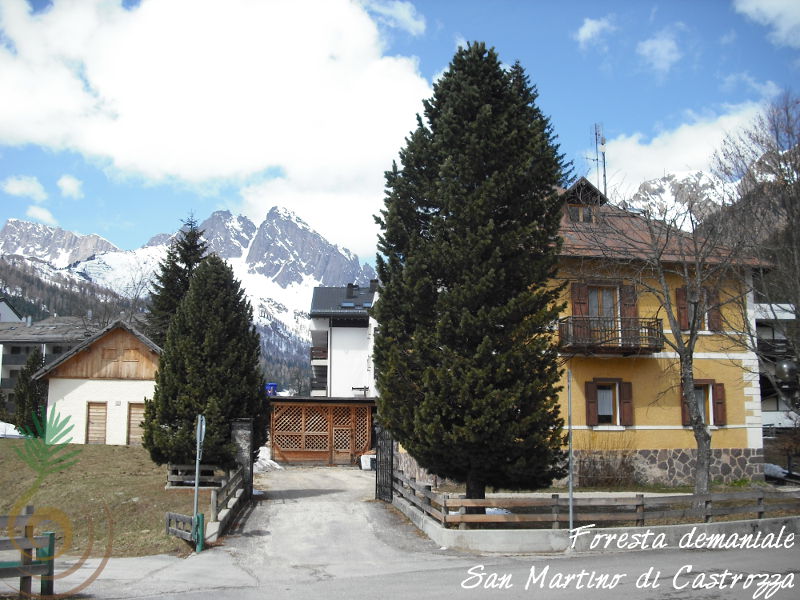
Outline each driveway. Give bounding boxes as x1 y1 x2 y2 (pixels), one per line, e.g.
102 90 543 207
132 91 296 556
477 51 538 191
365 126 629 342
224 465 465 584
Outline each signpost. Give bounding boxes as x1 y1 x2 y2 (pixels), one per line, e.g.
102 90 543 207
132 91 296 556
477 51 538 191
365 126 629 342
192 414 206 552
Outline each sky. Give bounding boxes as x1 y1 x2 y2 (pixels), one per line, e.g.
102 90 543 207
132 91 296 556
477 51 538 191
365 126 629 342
0 0 798 266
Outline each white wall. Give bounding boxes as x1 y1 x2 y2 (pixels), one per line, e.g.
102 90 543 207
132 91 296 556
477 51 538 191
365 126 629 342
46 378 155 445
330 327 373 397
0 301 23 322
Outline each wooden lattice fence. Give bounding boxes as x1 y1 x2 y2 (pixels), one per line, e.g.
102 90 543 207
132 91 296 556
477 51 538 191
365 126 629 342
271 401 372 465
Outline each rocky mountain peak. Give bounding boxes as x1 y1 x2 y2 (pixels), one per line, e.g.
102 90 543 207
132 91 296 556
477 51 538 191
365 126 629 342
0 218 119 269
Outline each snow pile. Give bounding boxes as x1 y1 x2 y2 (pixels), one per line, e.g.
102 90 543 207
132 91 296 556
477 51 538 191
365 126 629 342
254 445 283 473
0 420 23 438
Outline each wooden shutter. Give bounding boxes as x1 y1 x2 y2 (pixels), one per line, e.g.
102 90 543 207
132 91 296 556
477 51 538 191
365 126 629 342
585 381 598 426
620 285 638 345
712 383 727 426
571 283 589 316
127 403 145 445
619 382 634 426
705 288 722 332
676 287 689 330
680 392 690 426
87 403 107 444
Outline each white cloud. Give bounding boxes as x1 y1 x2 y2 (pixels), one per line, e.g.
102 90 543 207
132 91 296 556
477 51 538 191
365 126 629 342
25 205 57 226
0 0 432 262
720 29 737 45
57 174 84 199
636 29 682 75
573 16 616 51
362 0 425 36
1 174 47 202
734 0 800 49
590 101 764 200
721 73 780 99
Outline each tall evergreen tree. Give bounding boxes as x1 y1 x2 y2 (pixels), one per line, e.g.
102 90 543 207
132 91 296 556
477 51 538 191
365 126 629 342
146 216 208 347
373 43 568 500
13 347 47 437
142 255 268 468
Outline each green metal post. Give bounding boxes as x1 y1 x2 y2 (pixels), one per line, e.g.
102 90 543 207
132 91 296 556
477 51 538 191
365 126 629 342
37 531 55 596
194 513 204 553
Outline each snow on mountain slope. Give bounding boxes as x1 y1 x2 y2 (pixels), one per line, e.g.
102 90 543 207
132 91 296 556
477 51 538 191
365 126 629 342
0 219 119 268
3 207 377 347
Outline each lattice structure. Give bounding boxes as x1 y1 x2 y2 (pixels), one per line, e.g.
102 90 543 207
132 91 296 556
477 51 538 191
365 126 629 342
271 402 373 464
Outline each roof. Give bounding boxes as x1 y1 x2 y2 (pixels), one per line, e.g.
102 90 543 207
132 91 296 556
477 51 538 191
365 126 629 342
0 316 100 344
310 284 376 318
557 178 761 267
34 319 161 380
0 297 24 321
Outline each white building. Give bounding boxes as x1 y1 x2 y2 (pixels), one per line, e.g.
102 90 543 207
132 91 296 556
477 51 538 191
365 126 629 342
755 302 798 430
35 319 160 445
309 281 378 398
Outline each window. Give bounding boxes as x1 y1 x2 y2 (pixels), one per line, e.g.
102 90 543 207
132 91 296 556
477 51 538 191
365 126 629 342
682 381 727 426
596 383 617 424
676 287 722 332
586 379 633 426
122 349 139 362
567 204 595 223
101 348 119 361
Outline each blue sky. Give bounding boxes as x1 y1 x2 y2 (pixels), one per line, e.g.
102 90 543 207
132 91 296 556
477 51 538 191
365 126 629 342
0 0 798 265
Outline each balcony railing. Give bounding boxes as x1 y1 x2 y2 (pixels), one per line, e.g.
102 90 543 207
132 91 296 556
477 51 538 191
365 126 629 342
310 347 329 361
757 338 792 360
558 317 664 355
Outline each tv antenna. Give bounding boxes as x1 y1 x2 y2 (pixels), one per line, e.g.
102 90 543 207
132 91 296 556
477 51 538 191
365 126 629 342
585 123 608 197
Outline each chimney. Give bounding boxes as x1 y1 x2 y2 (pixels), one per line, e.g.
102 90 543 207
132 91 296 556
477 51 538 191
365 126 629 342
369 279 378 293
346 283 355 299
26 315 32 327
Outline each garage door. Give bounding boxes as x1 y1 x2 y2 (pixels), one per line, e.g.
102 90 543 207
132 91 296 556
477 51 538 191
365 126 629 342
87 403 107 444
127 403 145 445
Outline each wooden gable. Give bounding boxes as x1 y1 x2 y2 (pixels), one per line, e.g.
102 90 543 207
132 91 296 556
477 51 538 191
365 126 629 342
49 327 158 381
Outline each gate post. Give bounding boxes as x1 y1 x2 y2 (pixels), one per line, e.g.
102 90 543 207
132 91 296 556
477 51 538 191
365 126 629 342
232 418 253 500
375 423 394 502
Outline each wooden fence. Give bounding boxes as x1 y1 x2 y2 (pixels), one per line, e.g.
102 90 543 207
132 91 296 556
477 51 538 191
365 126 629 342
165 512 194 542
0 506 56 596
210 466 245 527
166 464 224 488
392 469 800 529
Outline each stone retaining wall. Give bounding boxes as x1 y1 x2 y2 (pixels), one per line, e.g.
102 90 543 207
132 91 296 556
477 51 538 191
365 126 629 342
395 445 764 488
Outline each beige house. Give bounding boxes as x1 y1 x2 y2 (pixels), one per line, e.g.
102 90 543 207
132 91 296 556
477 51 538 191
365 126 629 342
35 320 160 445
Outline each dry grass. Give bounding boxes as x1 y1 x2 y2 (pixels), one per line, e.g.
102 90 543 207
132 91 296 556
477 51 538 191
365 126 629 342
0 439 214 557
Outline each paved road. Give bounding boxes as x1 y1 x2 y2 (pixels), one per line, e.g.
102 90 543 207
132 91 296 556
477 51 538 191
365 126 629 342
51 466 799 600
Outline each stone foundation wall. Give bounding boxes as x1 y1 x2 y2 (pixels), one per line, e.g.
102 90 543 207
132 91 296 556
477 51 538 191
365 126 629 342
631 448 764 486
397 445 764 489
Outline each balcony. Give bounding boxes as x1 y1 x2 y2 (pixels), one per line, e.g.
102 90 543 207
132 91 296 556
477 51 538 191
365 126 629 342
558 317 664 355
757 338 792 360
310 346 329 361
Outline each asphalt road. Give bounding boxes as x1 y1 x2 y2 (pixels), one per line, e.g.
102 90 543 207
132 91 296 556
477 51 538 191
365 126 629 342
49 466 799 600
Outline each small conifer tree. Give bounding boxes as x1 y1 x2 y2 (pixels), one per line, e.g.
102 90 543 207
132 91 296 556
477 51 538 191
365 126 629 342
13 347 47 437
142 255 268 467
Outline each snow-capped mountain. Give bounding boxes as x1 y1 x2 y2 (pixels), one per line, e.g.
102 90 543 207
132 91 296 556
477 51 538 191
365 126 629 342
0 208 376 370
0 219 119 268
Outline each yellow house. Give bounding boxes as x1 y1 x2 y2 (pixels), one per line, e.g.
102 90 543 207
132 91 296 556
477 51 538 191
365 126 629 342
557 178 762 485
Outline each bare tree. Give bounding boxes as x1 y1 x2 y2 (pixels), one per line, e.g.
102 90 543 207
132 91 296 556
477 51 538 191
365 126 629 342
565 172 752 495
712 90 800 413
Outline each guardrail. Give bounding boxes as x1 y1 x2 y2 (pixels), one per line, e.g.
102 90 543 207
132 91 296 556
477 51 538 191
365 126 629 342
391 470 800 529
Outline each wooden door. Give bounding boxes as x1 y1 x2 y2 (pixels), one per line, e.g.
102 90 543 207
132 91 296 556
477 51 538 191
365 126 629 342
127 403 145 445
87 402 107 444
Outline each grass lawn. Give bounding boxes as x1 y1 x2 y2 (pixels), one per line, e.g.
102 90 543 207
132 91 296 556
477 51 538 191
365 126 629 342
0 439 214 557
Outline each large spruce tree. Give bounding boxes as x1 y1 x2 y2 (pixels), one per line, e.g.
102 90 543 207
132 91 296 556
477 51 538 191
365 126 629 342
13 347 47 437
146 217 208 347
142 254 267 468
373 43 568 500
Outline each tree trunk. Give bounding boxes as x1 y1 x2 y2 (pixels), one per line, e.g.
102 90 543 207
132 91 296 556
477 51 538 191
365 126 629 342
465 472 486 515
681 355 712 496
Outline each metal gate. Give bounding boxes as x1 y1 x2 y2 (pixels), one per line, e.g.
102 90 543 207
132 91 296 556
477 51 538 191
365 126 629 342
375 424 393 502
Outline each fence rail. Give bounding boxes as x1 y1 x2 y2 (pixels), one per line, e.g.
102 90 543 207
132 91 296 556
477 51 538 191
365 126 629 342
210 466 244 524
165 512 194 542
391 470 800 529
0 506 56 596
